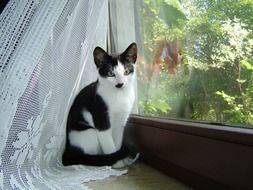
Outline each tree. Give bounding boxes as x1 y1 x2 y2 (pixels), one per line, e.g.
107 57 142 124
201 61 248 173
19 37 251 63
137 0 253 126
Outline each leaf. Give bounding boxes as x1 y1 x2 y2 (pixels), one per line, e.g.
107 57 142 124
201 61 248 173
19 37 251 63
236 79 246 83
241 60 253 71
215 91 223 96
159 2 187 27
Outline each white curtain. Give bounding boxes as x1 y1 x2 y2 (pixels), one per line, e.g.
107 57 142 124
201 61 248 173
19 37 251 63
108 0 137 52
0 0 125 189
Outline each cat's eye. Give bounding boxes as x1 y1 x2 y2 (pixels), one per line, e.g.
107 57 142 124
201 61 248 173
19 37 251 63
124 69 130 75
108 71 115 77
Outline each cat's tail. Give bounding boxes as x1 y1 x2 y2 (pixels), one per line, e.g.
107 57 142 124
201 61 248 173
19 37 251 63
62 145 129 166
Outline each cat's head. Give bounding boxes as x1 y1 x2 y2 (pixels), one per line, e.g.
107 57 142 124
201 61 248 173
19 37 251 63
93 43 137 89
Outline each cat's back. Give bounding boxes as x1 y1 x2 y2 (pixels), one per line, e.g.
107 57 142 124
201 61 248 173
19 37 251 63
71 81 98 110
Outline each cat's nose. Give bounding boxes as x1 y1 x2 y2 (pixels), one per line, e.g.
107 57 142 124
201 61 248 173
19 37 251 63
115 83 124 88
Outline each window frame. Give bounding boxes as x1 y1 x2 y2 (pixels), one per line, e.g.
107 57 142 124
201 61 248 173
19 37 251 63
124 115 253 190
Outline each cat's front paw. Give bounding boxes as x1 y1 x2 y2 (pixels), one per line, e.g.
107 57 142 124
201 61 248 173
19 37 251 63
112 153 140 169
112 160 126 169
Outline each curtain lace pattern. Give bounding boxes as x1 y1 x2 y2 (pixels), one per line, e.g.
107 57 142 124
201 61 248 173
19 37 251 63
0 0 126 189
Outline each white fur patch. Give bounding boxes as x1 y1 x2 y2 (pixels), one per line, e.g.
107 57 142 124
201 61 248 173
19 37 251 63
114 61 125 85
97 129 117 154
69 129 102 155
81 109 95 128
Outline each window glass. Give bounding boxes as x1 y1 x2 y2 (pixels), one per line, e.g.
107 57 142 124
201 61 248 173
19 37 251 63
136 0 253 127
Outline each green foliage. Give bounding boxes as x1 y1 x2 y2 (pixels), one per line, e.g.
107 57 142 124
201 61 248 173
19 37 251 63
138 0 253 127
216 91 253 124
159 2 187 27
138 67 176 117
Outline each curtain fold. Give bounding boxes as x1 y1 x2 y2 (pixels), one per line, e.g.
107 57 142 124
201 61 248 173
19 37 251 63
108 0 137 53
0 0 125 189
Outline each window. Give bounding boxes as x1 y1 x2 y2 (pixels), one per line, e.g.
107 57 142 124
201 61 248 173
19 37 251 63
135 0 253 128
108 0 253 190
108 1 253 189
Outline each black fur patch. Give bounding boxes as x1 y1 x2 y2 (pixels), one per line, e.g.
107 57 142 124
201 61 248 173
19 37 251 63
98 55 118 77
62 144 129 166
67 81 110 132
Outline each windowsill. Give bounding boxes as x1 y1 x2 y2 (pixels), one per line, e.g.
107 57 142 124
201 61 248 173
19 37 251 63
124 114 253 190
86 162 191 190
129 114 253 146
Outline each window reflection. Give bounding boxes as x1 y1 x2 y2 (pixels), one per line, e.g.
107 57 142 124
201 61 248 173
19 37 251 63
137 0 253 127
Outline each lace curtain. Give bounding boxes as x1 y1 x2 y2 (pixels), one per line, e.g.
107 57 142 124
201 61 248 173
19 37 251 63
0 0 126 189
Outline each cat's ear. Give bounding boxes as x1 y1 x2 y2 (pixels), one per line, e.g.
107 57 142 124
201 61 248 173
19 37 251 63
93 47 109 68
121 42 137 64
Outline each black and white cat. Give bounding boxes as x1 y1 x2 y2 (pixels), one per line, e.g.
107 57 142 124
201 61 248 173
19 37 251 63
62 43 137 168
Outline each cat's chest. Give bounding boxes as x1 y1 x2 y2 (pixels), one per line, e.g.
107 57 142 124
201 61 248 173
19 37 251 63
106 92 134 113
98 87 135 115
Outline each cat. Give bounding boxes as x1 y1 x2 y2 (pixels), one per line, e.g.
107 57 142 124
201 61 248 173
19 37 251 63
62 43 137 168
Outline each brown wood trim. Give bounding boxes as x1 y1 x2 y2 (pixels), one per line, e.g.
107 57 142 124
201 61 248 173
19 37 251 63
129 115 253 146
124 115 253 190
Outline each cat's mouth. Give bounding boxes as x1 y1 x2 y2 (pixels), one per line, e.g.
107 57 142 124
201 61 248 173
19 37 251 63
115 83 124 89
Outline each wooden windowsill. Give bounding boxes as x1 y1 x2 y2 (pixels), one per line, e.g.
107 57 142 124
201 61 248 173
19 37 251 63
124 115 253 190
86 162 191 190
